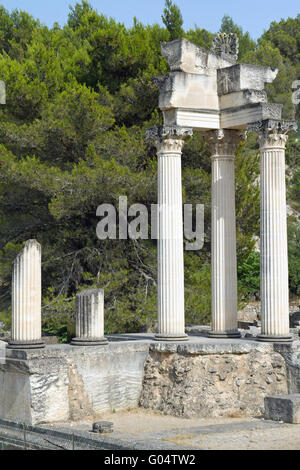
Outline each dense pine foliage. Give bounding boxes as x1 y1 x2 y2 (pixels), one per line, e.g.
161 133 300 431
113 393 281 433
0 1 299 339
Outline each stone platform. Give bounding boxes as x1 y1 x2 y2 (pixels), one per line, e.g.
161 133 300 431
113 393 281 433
0 335 300 425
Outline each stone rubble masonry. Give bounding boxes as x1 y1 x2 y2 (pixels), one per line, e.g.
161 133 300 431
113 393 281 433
265 394 300 424
71 289 108 346
8 240 44 350
139 340 300 419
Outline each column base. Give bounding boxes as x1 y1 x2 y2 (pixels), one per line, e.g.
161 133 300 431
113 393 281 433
7 340 45 350
208 330 241 339
71 337 108 346
257 334 293 344
155 334 189 342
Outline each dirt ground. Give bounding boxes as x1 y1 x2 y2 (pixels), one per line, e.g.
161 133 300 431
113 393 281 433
52 408 300 450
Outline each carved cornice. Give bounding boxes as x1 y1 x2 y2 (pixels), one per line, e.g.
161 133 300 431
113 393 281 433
206 129 245 157
146 126 193 154
248 119 297 134
248 119 297 149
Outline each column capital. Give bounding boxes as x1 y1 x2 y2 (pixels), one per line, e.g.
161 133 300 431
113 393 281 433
146 125 193 154
205 129 245 158
248 119 297 149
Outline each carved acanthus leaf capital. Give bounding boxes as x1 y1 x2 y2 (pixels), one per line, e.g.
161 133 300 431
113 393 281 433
248 119 297 149
146 126 193 154
258 133 289 149
205 129 246 157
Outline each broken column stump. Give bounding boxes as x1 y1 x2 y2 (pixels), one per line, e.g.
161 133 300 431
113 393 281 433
71 289 108 346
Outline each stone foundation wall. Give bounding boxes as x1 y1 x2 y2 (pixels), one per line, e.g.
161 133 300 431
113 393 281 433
1 337 300 425
139 341 300 418
0 342 149 425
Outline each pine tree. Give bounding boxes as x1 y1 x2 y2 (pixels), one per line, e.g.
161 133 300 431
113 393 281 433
161 0 183 41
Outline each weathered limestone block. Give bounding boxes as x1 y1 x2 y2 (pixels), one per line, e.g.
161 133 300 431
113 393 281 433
220 103 283 130
139 341 296 418
0 342 149 425
158 72 220 113
217 64 278 96
9 240 44 350
219 89 268 110
265 394 300 424
161 38 234 75
71 289 108 346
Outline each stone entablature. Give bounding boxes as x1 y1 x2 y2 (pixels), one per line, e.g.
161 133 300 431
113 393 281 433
157 38 281 130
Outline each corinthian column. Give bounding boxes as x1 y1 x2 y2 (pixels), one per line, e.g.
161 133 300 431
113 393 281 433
207 129 243 338
8 240 45 349
253 120 297 343
146 126 192 341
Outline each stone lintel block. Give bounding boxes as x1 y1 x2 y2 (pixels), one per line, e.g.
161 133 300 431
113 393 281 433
161 102 283 132
220 89 268 110
163 108 220 131
264 394 300 424
221 103 283 130
217 64 278 96
161 38 233 75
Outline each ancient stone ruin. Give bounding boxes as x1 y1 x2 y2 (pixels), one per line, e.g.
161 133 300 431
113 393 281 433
147 36 297 343
0 35 299 427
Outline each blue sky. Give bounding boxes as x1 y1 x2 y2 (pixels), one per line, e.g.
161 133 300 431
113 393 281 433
1 0 299 39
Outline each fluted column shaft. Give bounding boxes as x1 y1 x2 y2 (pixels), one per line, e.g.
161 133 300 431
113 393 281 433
9 239 44 349
207 130 243 338
257 132 292 342
148 126 192 341
72 289 108 346
157 138 185 340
